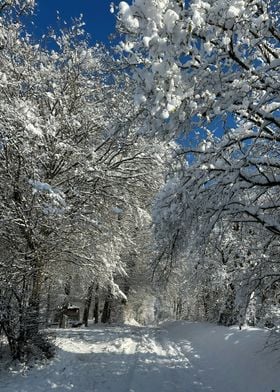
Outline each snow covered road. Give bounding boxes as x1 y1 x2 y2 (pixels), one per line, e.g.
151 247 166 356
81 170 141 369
1 322 279 392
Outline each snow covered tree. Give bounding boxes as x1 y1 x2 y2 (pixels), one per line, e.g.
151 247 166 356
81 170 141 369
116 0 280 235
117 0 279 138
0 2 169 358
116 0 280 328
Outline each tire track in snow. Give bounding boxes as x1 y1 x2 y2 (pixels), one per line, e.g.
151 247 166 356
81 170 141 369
126 326 192 392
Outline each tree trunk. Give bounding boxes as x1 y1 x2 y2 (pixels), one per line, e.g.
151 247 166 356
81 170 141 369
45 282 52 327
82 283 94 327
101 288 112 324
176 297 182 320
93 284 99 324
26 267 43 339
202 293 210 321
218 284 238 326
115 281 130 323
59 279 71 328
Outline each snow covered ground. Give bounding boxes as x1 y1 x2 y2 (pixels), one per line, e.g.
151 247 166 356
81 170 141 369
0 322 279 392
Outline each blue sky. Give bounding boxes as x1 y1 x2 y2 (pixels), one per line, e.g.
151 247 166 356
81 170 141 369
33 0 118 44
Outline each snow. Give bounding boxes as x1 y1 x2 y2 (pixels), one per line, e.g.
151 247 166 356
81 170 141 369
29 179 53 193
0 72 8 86
161 109 170 120
109 2 114 14
119 2 139 31
143 36 151 47
227 6 241 18
163 10 179 33
227 2 245 18
1 322 279 392
191 1 210 28
111 206 123 215
134 92 147 106
25 121 42 137
203 41 213 54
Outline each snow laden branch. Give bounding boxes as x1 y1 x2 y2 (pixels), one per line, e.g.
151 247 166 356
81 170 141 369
116 1 280 329
116 0 280 240
117 0 279 138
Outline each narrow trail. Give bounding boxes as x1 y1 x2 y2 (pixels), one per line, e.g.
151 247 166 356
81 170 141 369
0 322 279 392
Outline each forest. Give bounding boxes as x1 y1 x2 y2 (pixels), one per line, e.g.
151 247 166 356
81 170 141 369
0 1 279 386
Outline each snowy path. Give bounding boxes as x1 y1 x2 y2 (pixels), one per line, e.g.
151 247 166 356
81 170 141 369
0 322 279 392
